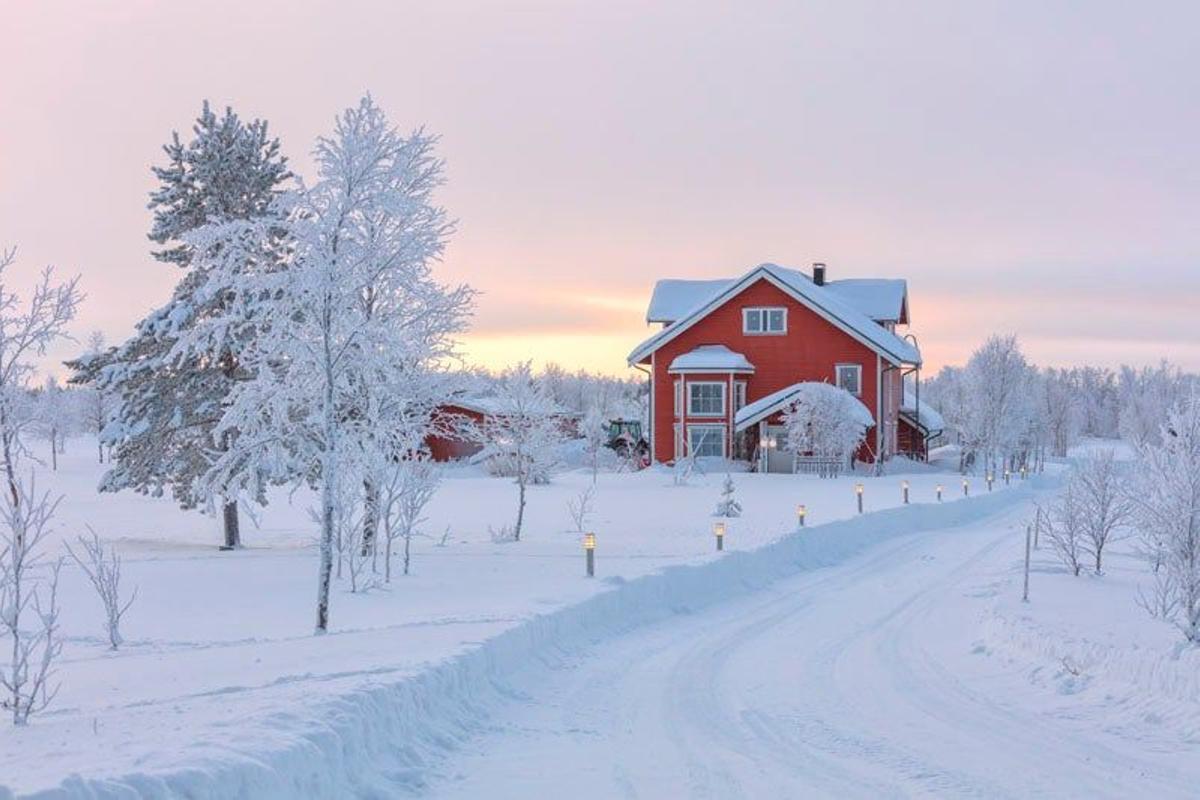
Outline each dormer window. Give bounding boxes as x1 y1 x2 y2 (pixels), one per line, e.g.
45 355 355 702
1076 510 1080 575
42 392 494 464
743 307 786 335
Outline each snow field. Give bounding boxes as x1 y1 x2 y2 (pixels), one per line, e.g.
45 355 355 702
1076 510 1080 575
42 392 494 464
0 437 1029 796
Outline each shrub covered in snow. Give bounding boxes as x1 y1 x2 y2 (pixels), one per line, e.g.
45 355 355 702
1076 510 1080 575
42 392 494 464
780 382 869 474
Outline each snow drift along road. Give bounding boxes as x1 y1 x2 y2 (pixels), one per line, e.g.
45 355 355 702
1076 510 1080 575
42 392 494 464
16 483 1040 799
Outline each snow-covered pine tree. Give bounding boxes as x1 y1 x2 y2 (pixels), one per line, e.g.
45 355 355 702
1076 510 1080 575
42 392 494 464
714 474 742 517
174 96 473 632
66 102 292 549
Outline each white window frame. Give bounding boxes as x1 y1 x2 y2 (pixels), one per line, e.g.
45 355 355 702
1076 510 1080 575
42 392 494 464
673 422 684 460
687 424 726 458
687 381 726 417
836 363 863 397
673 379 682 416
734 381 748 412
742 307 787 335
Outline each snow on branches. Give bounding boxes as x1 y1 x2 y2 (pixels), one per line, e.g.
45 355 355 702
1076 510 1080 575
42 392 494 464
172 96 473 631
473 362 567 541
1130 394 1200 642
781 382 869 475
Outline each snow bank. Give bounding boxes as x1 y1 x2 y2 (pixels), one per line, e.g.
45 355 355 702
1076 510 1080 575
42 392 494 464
22 482 1040 799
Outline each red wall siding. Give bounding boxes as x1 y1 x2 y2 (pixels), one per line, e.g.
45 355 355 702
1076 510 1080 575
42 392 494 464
648 278 896 463
426 405 485 462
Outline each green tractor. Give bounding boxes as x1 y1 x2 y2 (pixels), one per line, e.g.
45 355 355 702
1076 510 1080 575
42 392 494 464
605 418 649 462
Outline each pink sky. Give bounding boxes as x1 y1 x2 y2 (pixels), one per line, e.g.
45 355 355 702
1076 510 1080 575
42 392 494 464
2 1 1198 377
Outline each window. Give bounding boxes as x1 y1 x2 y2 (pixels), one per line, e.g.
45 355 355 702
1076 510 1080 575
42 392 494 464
836 363 862 396
687 424 726 458
673 380 682 415
687 382 725 416
743 307 787 335
673 423 684 460
734 381 747 411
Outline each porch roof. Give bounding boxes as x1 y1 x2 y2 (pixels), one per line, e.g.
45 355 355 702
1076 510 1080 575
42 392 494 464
734 381 875 433
668 344 755 374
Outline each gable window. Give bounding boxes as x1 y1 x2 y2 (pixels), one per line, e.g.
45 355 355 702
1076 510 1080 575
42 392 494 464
743 307 787 335
836 363 863 397
687 424 726 458
687 382 725 417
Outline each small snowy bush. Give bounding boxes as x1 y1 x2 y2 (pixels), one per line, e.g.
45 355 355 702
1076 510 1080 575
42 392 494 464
714 474 742 518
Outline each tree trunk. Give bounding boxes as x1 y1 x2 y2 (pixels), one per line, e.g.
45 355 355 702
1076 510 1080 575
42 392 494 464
403 530 412 576
316 466 335 633
361 479 379 556
50 429 57 471
222 500 241 549
97 438 104 464
515 478 526 541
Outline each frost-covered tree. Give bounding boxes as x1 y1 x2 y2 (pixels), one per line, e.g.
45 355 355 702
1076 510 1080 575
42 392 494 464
1118 362 1190 448
72 331 112 463
580 404 608 482
714 474 742 517
380 457 441 580
475 362 567 541
0 245 79 725
67 102 292 550
781 382 869 476
960 335 1038 474
32 376 73 471
1130 395 1200 641
1040 368 1081 458
174 96 472 632
1041 485 1085 577
1070 450 1132 574
65 530 136 650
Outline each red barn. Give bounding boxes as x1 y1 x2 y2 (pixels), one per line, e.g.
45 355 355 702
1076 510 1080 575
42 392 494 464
627 262 927 470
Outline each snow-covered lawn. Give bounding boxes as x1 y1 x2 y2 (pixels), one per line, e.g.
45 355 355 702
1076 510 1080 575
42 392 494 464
4 436 1195 797
0 438 1008 795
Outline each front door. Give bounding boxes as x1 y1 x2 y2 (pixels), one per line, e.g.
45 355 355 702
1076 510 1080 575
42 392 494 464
763 424 792 473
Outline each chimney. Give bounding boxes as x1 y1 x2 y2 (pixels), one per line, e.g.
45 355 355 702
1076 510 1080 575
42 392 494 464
812 262 826 286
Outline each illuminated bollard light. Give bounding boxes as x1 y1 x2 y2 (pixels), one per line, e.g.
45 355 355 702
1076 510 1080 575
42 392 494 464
584 532 596 577
855 483 864 514
962 477 970 497
1021 465 1028 480
936 484 943 502
796 504 806 529
987 472 994 492
1004 468 1011 486
714 521 725 552
902 480 910 505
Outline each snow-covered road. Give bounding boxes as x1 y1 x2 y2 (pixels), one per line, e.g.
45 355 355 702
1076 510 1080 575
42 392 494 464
428 501 1199 799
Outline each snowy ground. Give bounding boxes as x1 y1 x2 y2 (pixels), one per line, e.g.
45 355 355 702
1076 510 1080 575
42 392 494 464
2 438 1195 797
0 437 1004 796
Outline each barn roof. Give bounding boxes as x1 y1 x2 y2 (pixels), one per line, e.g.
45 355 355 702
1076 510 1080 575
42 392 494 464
629 263 921 367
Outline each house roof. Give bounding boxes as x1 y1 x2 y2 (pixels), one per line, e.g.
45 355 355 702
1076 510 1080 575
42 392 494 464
647 273 908 324
823 279 908 323
900 390 946 434
734 381 875 433
443 394 569 417
668 345 754 374
629 263 921 368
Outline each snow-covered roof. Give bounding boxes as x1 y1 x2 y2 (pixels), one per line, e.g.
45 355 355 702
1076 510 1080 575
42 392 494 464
668 345 754 374
900 390 946 434
734 381 875 433
647 279 734 323
629 263 921 367
443 395 569 417
824 279 907 322
646 274 907 324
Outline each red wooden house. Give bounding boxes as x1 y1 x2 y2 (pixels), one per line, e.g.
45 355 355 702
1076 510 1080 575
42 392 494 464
628 262 931 470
